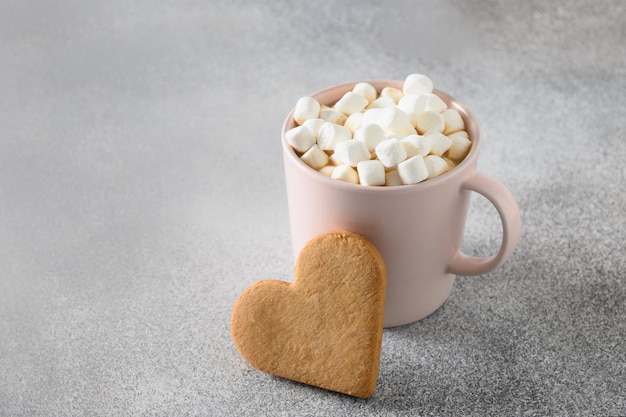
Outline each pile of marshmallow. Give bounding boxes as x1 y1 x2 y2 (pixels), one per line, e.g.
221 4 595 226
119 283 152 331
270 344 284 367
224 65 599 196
285 73 472 186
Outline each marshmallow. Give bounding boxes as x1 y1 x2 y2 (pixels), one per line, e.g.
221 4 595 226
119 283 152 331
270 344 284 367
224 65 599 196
450 129 468 138
442 156 457 170
344 112 364 134
317 122 351 151
442 108 465 134
361 108 384 127
334 91 368 116
301 118 325 138
400 94 447 129
415 110 445 134
319 165 335 177
331 164 359 184
293 96 321 125
300 144 330 170
398 155 429 184
422 93 447 113
380 86 404 104
403 73 434 95
328 152 343 167
400 134 431 158
353 124 386 152
285 125 315 153
352 82 377 104
447 132 472 160
425 131 453 156
385 169 403 186
286 73 473 188
357 160 385 186
319 105 347 125
368 96 396 109
378 106 416 137
424 154 449 178
375 138 408 168
397 94 428 126
333 140 371 167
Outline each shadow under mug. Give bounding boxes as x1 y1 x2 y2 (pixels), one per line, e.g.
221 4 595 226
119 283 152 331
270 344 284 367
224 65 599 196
282 80 521 327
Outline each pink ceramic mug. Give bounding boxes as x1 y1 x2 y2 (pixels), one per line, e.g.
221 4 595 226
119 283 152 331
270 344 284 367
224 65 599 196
282 80 521 327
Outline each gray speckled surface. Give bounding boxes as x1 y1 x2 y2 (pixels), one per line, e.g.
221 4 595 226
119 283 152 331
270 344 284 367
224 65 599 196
1 1 625 416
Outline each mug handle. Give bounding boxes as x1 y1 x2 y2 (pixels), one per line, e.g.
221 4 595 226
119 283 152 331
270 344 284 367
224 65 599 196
447 171 521 276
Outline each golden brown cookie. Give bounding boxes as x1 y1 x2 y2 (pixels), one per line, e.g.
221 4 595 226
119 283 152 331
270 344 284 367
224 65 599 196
230 231 387 398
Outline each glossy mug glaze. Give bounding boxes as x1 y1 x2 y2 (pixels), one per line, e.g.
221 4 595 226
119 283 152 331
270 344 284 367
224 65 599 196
282 80 520 327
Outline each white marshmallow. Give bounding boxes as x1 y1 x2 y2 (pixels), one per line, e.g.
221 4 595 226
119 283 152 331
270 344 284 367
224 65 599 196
352 82 377 104
353 124 386 152
378 106 416 137
357 160 385 186
447 132 472 160
301 118 325 138
293 96 321 125
398 155 429 184
361 108 384 127
319 105 347 125
443 157 457 170
344 112 364 134
334 91 368 116
385 169 403 186
403 73 434 95
449 129 468 138
317 122 351 151
442 108 465 134
300 144 329 170
424 154 449 178
397 94 428 126
375 138 407 168
328 152 343 167
400 134 431 158
318 165 335 177
368 96 396 109
415 110 445 134
380 86 404 104
285 125 315 153
333 140 371 167
290 74 472 188
425 131 453 156
422 93 447 113
331 164 359 184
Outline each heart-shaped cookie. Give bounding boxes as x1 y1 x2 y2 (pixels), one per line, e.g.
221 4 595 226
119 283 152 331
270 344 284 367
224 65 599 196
230 231 387 398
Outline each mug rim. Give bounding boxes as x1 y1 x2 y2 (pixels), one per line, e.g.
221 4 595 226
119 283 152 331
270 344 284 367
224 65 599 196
281 79 481 194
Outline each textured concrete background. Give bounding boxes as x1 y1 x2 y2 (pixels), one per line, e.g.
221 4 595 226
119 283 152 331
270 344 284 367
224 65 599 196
1 1 625 416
